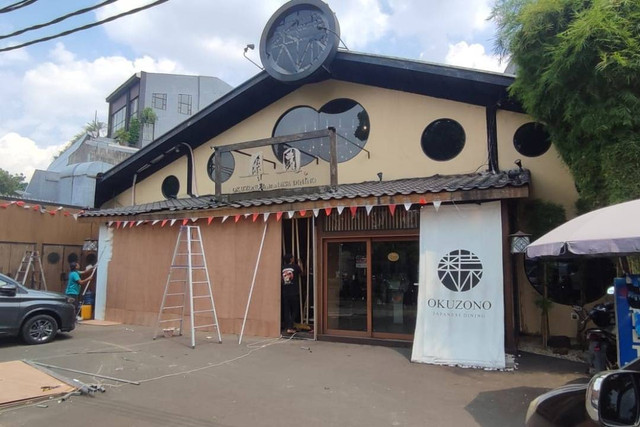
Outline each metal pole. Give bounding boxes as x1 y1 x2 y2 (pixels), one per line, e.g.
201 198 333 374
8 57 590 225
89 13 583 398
296 219 302 322
312 215 317 341
239 222 269 345
188 227 196 349
306 218 310 324
31 362 140 385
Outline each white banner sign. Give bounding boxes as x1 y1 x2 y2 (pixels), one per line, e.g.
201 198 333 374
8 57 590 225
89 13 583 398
411 201 505 368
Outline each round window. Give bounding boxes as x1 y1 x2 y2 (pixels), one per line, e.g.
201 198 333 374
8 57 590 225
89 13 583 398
514 122 551 157
47 252 60 264
67 253 79 264
524 257 616 306
161 175 180 199
421 119 465 161
272 99 370 165
207 151 235 183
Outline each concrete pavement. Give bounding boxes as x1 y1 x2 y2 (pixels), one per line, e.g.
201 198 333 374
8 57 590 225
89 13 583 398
0 323 587 427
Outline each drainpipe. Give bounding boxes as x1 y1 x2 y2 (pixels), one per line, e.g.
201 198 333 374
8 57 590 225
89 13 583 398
178 142 199 197
486 104 500 174
131 173 137 205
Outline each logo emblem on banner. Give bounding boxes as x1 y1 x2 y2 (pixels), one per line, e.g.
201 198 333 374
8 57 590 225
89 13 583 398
437 249 483 292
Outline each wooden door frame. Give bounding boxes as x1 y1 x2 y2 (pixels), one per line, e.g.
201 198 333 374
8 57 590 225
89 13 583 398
321 234 419 340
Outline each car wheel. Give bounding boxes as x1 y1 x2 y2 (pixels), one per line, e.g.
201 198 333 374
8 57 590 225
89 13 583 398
22 314 58 345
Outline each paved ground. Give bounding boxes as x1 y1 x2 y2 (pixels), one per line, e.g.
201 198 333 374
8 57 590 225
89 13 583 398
0 323 588 427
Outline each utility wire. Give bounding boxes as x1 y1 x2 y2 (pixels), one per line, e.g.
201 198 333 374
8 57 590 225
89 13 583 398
0 0 169 53
0 0 119 40
0 0 38 14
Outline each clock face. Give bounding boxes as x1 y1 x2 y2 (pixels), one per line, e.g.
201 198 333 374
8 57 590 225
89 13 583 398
260 0 340 82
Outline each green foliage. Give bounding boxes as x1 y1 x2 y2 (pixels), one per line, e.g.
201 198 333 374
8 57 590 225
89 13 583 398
85 117 106 138
139 107 157 125
491 0 640 212
128 117 140 147
521 199 566 239
0 168 27 196
114 128 130 146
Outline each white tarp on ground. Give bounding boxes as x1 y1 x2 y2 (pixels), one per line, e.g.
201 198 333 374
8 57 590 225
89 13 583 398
411 202 505 369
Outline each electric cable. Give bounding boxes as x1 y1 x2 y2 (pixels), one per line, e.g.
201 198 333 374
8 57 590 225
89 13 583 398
0 0 38 14
0 0 169 53
0 0 119 40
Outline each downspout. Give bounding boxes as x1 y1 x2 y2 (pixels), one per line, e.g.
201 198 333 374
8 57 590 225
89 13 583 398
486 104 500 173
179 142 199 197
131 173 137 205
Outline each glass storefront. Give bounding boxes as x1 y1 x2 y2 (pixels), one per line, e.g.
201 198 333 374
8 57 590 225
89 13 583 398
325 238 418 339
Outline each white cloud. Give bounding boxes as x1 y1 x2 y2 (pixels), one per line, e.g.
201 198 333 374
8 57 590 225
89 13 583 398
0 133 65 180
0 43 182 151
445 41 505 72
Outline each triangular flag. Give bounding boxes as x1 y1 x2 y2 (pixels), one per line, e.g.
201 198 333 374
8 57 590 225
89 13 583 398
152 220 160 226
388 205 397 216
0 203 9 209
222 216 229 223
191 218 198 223
72 213 79 220
244 213 250 218
123 221 129 228
287 211 295 219
263 212 270 222
16 201 24 207
313 209 320 218
276 212 283 222
252 213 260 222
350 206 357 218
419 198 427 205
108 221 114 227
404 203 412 211
207 217 214 225
324 207 332 216
63 211 70 217
57 206 63 211
136 220 144 226
365 205 373 215
299 210 307 217
115 221 121 229
24 205 31 209
235 214 241 223
337 206 344 215
128 221 134 228
32 204 40 211
433 200 442 211
47 210 56 216
182 218 189 226
170 219 176 226
161 219 168 227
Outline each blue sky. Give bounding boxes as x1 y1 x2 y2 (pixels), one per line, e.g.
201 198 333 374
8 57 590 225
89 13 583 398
0 0 505 179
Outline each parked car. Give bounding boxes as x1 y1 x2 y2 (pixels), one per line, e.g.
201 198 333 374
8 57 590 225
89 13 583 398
0 273 76 344
526 358 640 426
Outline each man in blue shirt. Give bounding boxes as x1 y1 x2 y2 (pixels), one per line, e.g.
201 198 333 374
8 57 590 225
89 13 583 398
66 262 90 315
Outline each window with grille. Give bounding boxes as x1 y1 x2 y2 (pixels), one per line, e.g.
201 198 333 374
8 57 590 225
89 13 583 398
152 93 167 110
178 94 192 115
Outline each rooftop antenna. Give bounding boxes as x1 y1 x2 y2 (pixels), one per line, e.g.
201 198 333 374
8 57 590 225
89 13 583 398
243 44 264 70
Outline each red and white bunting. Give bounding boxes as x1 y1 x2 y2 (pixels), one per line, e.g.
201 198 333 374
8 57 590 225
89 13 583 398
152 220 160 226
337 206 345 215
182 218 189 226
404 203 412 211
57 206 63 211
263 212 270 222
313 209 320 218
419 198 427 205
116 221 122 229
299 210 307 217
129 221 135 228
252 213 259 222
15 201 25 207
287 211 295 219
108 221 114 227
0 203 9 209
244 213 251 218
324 207 332 216
191 218 198 223
276 212 283 222
234 214 241 223
207 217 214 225
136 220 144 227
365 205 374 215
161 219 168 227
63 211 70 217
349 206 357 218
72 213 79 220
433 200 442 211
388 204 397 216
123 221 129 228
222 215 229 223
170 219 177 227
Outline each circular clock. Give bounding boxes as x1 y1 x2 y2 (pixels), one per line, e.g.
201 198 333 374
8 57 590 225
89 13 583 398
259 0 340 82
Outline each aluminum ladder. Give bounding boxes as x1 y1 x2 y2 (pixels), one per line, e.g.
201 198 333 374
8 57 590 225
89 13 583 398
153 226 221 348
15 250 47 290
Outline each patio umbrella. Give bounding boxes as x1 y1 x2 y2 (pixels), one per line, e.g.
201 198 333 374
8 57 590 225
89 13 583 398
526 199 640 258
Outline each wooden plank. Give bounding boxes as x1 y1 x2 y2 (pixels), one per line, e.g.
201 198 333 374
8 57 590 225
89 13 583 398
501 200 517 352
216 129 332 153
0 361 75 407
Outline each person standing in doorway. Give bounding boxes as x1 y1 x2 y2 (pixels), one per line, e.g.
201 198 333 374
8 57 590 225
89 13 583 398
282 253 303 334
66 262 90 317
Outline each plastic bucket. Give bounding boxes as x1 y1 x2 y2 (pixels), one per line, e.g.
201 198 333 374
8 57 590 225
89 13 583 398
81 304 93 320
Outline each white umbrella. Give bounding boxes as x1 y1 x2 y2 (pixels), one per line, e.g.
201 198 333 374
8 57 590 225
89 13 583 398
526 199 640 258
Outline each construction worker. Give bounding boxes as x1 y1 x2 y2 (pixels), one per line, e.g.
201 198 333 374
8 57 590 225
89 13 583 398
65 262 91 317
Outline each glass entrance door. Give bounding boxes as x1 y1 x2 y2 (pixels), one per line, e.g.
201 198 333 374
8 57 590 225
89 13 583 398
326 241 368 333
324 238 418 339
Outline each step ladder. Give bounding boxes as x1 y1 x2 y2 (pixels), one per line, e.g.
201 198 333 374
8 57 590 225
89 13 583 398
153 226 221 348
15 250 47 290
